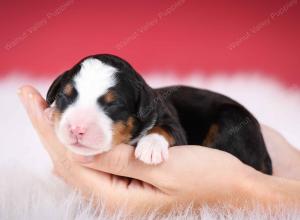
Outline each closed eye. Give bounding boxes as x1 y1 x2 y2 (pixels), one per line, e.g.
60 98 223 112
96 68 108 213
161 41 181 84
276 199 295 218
56 91 76 107
57 92 69 100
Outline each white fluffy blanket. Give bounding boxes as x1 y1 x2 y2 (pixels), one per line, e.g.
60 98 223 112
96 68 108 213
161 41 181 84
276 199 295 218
0 73 299 219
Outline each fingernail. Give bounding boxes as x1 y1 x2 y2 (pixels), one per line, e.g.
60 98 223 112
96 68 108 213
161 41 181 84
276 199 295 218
17 88 27 107
72 155 95 163
18 90 33 107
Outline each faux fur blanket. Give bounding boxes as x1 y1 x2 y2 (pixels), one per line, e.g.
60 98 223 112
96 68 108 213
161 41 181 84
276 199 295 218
0 73 299 219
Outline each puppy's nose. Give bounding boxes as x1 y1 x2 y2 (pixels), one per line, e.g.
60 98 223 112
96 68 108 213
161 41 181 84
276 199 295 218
70 125 86 139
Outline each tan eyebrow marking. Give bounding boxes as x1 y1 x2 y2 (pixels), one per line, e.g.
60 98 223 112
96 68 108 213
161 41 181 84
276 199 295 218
63 83 73 96
103 90 116 103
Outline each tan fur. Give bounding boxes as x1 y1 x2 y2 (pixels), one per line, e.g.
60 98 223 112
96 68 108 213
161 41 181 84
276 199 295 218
202 124 219 147
148 126 175 146
103 90 116 103
112 117 134 145
63 83 73 96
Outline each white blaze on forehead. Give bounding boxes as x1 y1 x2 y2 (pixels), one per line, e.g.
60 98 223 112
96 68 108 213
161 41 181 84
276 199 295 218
56 58 117 156
74 58 117 106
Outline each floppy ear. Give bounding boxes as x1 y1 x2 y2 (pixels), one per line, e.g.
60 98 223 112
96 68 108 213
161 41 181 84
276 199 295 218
134 74 156 122
46 72 67 106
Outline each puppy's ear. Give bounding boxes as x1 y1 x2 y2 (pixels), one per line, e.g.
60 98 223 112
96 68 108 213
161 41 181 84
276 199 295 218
135 74 156 122
46 71 67 106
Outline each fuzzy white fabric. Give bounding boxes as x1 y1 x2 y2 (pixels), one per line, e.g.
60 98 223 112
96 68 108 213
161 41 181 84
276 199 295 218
0 73 299 219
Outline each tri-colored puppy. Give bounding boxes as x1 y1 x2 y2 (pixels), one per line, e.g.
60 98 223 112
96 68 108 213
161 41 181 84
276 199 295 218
46 54 272 174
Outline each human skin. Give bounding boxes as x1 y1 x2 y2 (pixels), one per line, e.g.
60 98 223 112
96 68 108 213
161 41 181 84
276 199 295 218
18 85 300 214
261 126 300 181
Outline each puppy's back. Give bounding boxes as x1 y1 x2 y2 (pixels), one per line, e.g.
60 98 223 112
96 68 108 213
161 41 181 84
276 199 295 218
155 86 272 174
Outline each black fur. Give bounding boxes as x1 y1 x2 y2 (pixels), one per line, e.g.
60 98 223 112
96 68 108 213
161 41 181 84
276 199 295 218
155 86 272 174
46 54 272 175
46 65 81 112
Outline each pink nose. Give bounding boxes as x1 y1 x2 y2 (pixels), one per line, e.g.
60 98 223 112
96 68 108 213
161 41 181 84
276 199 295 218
70 126 86 139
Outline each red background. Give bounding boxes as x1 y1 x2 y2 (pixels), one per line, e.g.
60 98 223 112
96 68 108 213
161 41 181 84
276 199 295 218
1 0 299 86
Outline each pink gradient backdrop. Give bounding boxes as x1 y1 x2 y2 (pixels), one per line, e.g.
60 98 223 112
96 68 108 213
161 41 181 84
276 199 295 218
1 0 299 86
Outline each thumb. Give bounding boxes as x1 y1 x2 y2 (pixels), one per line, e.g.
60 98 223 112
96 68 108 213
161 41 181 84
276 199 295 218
18 85 67 160
18 86 48 129
71 144 164 186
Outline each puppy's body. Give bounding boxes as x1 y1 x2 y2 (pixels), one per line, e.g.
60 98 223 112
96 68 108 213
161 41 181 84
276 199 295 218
153 86 272 174
46 54 272 174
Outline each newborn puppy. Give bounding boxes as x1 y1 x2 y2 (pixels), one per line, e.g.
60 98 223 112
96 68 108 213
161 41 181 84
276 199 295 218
46 54 272 174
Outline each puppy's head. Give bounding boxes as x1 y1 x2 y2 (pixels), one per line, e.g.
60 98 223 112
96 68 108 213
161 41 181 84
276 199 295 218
46 54 156 156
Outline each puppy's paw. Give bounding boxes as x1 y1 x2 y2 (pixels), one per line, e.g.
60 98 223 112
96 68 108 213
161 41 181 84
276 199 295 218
135 133 169 165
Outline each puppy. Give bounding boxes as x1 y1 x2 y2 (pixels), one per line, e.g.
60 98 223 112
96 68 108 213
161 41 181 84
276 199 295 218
46 54 272 174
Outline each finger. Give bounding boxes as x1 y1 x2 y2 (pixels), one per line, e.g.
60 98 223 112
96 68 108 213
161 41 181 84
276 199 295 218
18 85 49 130
18 85 66 159
68 166 169 215
71 144 166 187
18 85 57 138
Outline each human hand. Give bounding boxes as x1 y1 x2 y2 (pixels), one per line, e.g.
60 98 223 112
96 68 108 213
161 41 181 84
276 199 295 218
18 85 300 214
18 85 252 213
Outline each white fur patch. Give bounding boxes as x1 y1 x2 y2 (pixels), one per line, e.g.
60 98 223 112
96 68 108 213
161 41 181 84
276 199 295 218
135 133 169 164
74 58 117 107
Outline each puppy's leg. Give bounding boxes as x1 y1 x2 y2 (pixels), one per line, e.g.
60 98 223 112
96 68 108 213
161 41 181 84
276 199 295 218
135 127 174 165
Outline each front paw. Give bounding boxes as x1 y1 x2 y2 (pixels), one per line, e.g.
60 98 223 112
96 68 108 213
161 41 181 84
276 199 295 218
135 134 169 165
